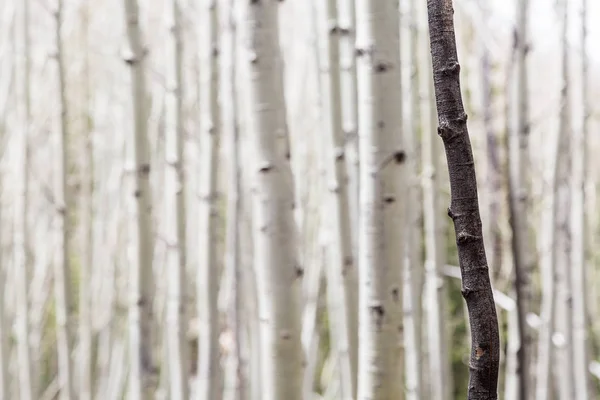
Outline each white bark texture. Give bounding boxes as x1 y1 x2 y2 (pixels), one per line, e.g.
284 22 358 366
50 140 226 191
355 0 406 398
165 1 189 398
315 0 358 397
241 1 304 399
197 1 222 399
52 2 75 398
122 0 156 397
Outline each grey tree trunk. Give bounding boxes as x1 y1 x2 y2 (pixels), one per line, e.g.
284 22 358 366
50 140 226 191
426 0 500 398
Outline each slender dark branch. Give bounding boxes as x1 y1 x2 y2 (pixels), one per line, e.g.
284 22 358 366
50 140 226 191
426 1 500 399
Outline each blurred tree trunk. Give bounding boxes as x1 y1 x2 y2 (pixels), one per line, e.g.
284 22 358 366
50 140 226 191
554 1 575 399
52 1 75 398
355 0 406 398
241 1 304 398
506 0 532 397
315 0 357 396
197 0 222 399
570 0 589 398
78 1 94 399
165 0 189 398
122 0 156 397
15 0 34 398
403 1 424 397
426 0 500 398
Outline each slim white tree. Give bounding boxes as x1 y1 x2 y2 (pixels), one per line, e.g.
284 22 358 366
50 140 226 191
355 0 406 398
241 1 304 398
14 0 34 398
52 1 76 399
122 0 156 397
165 0 189 398
197 0 222 399
570 0 589 397
315 0 357 396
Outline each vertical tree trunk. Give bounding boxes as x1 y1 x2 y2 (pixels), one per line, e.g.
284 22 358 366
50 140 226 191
355 0 406 398
78 2 94 398
506 0 532 397
241 1 304 398
570 0 589 397
197 0 222 399
404 1 424 397
165 1 189 398
52 2 75 398
14 0 34 398
315 0 358 396
554 2 575 398
0 212 7 399
221 0 247 398
426 1 500 398
338 0 360 256
122 0 156 397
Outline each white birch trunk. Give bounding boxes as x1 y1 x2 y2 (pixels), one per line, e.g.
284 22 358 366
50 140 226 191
165 1 189 398
197 1 222 399
355 1 405 398
338 0 360 257
315 0 357 397
241 1 304 398
570 1 589 398
78 3 94 398
122 0 156 397
52 2 75 398
403 1 424 397
0 210 7 400
14 0 34 397
221 1 246 398
554 2 575 398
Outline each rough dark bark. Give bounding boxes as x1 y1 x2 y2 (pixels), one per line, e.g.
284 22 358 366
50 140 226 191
426 1 500 399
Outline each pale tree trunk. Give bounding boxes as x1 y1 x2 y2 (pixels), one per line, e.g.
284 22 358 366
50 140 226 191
403 0 424 397
570 0 589 397
14 0 34 398
78 2 94 399
506 0 532 397
422 12 451 399
315 0 357 397
221 0 247 399
165 1 189 398
52 2 75 398
554 2 574 398
122 0 156 397
426 0 501 398
241 1 304 398
338 0 360 255
197 0 222 399
355 0 405 398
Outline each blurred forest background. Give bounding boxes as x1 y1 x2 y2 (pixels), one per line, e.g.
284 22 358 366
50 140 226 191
0 0 599 399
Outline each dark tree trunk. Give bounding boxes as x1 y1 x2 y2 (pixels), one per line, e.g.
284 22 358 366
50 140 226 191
426 1 500 399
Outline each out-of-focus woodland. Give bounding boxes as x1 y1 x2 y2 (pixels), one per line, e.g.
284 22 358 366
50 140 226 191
0 0 599 399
